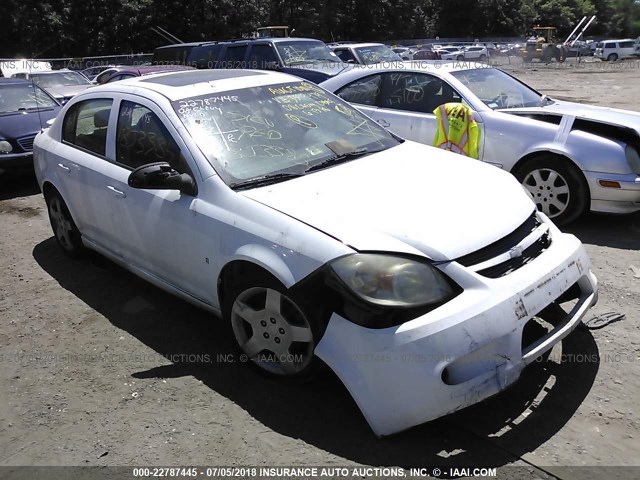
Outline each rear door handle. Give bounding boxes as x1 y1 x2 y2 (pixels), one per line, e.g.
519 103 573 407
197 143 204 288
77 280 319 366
107 185 126 198
57 163 70 173
376 119 391 128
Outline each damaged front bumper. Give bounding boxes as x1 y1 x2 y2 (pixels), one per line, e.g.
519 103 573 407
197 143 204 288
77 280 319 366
315 226 597 436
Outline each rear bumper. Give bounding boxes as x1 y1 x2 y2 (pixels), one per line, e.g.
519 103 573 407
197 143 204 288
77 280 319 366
315 228 597 436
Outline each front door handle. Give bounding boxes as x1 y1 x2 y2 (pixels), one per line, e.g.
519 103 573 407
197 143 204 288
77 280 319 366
57 163 70 173
107 185 126 198
376 119 391 128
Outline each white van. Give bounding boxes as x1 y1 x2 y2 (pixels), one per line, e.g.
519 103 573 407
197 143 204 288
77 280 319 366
594 39 637 61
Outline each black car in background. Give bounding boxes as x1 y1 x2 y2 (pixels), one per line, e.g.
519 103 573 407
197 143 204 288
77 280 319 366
152 37 352 83
0 78 61 175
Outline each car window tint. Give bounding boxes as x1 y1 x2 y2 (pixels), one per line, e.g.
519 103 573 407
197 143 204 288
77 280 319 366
248 45 278 68
116 100 189 173
335 49 356 62
382 72 461 113
335 74 382 106
62 99 112 156
619 41 634 48
223 46 248 68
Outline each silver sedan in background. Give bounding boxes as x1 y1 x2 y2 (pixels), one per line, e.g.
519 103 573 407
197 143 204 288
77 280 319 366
321 62 640 225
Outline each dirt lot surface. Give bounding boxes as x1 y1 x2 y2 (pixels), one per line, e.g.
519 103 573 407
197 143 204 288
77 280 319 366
1 58 639 479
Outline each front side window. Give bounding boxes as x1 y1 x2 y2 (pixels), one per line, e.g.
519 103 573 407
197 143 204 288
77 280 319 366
116 100 188 173
381 72 461 113
335 74 383 106
173 81 399 186
451 68 543 109
334 49 357 62
62 98 112 156
247 44 279 69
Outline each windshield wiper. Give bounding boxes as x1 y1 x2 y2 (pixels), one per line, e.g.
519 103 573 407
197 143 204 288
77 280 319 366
229 172 304 191
304 148 375 173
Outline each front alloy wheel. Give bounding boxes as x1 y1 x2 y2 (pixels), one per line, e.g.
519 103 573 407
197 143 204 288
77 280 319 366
230 285 316 377
515 156 588 225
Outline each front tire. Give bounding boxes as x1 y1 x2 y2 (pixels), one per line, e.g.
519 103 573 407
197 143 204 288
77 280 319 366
223 273 321 379
607 53 618 61
45 190 84 257
514 156 589 225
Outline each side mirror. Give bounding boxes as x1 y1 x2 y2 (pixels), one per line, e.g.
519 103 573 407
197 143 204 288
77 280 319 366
128 162 197 196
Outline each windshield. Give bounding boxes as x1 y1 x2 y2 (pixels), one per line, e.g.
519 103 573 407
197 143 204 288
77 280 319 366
355 45 403 64
275 41 340 65
450 68 545 109
31 72 91 88
0 84 58 113
173 81 399 186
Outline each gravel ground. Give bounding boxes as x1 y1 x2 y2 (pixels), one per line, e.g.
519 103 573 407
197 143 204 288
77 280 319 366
0 57 639 479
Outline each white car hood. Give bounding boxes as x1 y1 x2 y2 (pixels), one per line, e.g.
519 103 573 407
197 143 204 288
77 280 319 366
508 100 640 132
241 142 535 261
45 85 92 100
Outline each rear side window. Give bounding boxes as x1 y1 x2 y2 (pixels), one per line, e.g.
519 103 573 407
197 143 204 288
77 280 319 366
335 74 382 106
116 100 189 173
62 99 112 156
619 41 635 48
188 44 221 68
153 46 193 65
222 46 248 68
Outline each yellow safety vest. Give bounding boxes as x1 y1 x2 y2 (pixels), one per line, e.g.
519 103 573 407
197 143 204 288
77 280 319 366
433 103 480 159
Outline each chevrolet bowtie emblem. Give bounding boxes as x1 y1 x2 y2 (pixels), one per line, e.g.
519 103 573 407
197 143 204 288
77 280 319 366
509 245 524 259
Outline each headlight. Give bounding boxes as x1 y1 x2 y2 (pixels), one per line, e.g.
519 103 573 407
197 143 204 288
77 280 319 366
329 254 456 308
0 140 13 154
626 145 640 175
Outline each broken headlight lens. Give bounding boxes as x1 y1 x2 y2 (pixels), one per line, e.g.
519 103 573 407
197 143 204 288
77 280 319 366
329 254 456 307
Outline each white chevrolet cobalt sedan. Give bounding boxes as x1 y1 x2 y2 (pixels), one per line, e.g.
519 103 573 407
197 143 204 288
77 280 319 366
34 69 598 436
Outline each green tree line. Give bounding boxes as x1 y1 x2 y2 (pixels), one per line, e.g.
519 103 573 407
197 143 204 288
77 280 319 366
1 0 639 58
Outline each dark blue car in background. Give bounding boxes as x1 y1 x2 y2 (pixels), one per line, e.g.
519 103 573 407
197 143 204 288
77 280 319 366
0 78 61 175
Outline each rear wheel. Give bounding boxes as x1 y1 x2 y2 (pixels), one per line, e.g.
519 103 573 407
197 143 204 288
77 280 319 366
514 156 589 226
456 55 464 61
479 54 487 61
45 190 84 256
607 53 618 61
224 273 322 379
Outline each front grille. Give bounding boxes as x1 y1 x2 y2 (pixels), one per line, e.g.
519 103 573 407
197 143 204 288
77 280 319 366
17 135 36 152
455 212 552 279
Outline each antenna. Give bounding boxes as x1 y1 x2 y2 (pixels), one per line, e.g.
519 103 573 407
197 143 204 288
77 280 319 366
28 76 46 133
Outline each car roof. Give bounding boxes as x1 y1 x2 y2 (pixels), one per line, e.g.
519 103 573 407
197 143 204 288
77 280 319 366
155 41 218 50
0 77 32 85
333 43 387 49
90 69 302 101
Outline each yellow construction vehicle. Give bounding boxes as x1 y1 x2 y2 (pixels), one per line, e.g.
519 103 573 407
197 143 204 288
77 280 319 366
521 26 562 62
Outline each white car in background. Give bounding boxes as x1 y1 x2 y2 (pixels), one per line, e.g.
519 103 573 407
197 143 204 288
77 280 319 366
594 38 637 61
11 70 92 104
34 69 597 436
321 61 640 225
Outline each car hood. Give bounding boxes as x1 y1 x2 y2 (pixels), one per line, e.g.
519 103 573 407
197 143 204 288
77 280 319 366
241 141 535 261
43 85 91 99
507 100 640 132
0 108 60 139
